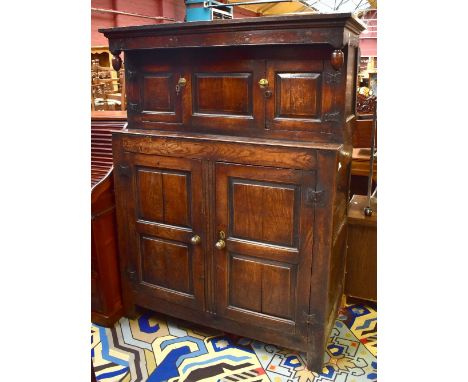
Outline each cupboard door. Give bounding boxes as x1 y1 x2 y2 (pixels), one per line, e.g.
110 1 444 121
122 154 205 311
214 163 315 335
127 60 190 126
265 60 334 132
190 59 264 131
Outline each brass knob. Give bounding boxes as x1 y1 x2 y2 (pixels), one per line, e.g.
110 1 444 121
258 78 269 88
190 235 201 245
176 77 187 95
215 239 226 250
178 77 187 87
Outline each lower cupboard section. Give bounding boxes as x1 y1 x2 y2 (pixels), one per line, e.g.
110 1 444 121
132 291 311 352
112 131 347 371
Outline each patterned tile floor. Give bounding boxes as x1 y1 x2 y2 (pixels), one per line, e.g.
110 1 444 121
91 303 376 382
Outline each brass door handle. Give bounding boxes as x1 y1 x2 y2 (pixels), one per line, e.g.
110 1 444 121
215 239 226 250
175 77 187 95
190 235 201 245
215 230 226 250
258 78 269 88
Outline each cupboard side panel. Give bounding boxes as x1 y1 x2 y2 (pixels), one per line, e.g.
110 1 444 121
112 134 139 317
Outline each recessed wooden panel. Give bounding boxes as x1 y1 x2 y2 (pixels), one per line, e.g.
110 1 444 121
265 60 330 134
261 262 293 319
137 168 191 227
137 169 164 222
142 74 175 112
229 255 293 320
229 256 262 312
194 73 252 115
276 73 320 118
231 180 297 247
141 236 192 294
162 173 190 226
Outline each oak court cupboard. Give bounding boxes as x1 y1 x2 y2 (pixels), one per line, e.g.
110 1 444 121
100 13 365 371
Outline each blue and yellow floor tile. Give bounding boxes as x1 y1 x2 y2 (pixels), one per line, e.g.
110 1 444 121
92 304 377 381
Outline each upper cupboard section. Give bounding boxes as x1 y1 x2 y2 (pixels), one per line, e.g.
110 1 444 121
125 47 347 141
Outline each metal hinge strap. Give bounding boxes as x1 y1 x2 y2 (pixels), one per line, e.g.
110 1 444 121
306 189 325 207
128 103 140 113
117 164 131 177
303 312 319 326
126 269 137 281
127 70 136 80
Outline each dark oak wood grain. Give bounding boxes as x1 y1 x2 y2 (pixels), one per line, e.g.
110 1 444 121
266 59 328 132
103 14 364 372
100 13 365 51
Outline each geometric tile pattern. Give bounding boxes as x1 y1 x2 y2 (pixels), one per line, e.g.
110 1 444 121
92 304 377 382
338 303 377 357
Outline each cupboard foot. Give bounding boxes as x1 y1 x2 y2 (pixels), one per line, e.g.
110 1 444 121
306 352 324 373
123 303 139 319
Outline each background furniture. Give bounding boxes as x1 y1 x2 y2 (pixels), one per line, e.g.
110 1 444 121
345 195 377 301
91 56 126 111
100 13 365 371
350 96 377 196
91 112 126 326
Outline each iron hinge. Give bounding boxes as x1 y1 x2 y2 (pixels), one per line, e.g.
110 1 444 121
117 164 131 177
306 189 325 207
323 111 341 122
127 70 137 81
128 102 140 113
303 312 319 326
126 268 137 281
324 71 342 84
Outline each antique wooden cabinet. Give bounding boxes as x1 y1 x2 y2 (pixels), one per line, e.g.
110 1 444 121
100 13 365 371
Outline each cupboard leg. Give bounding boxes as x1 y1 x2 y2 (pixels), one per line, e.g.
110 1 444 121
123 301 139 319
306 351 324 373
